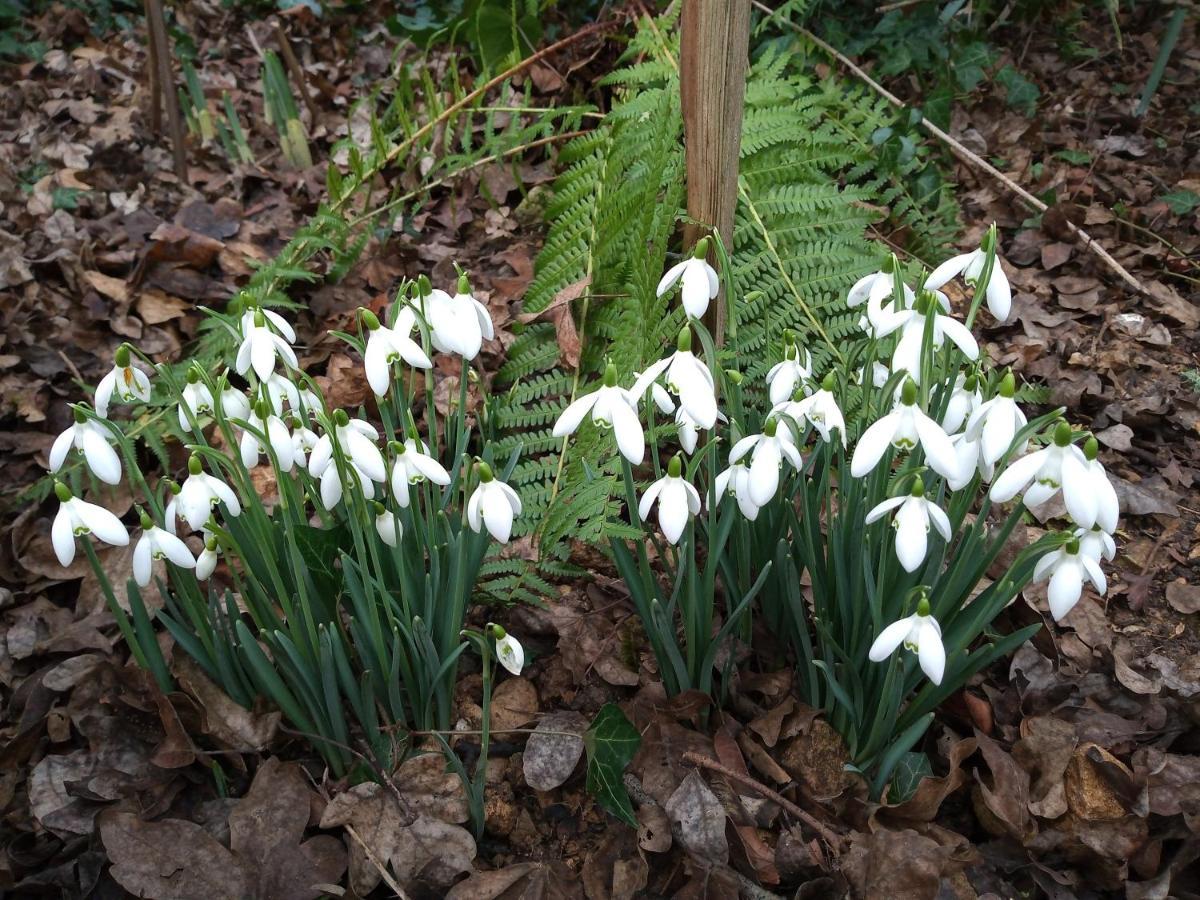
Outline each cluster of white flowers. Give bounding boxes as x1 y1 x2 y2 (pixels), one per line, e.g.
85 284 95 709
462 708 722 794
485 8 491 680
555 233 1120 688
47 274 523 593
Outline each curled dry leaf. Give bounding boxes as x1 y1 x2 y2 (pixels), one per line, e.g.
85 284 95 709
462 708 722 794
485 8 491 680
523 710 588 792
445 861 582 900
843 827 960 900
664 770 728 866
319 776 474 895
972 729 1035 843
174 655 280 752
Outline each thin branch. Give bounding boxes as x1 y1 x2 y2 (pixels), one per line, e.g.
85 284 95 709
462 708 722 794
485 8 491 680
145 0 188 181
753 0 1145 293
274 18 320 122
681 750 844 853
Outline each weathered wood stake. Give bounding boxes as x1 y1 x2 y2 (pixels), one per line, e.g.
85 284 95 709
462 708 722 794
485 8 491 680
144 0 188 182
680 0 751 346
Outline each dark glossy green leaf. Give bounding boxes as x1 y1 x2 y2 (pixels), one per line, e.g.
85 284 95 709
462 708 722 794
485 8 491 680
886 751 933 804
583 703 641 827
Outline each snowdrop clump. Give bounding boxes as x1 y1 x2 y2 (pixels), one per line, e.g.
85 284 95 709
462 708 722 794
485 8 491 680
44 273 524 775
557 225 1121 791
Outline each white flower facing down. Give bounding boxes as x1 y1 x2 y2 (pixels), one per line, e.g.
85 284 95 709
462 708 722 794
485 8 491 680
375 506 401 547
989 422 1090 520
1071 437 1120 533
95 346 151 418
850 380 959 480
494 627 524 676
362 306 432 397
1075 525 1116 563
962 372 1027 468
49 412 122 486
389 438 451 507
775 373 847 447
195 537 219 581
235 308 298 381
866 481 952 573
133 515 195 587
553 364 645 464
926 230 1012 322
847 261 916 336
941 372 981 435
1033 537 1107 621
639 455 702 545
767 340 813 406
657 239 720 320
178 373 216 432
869 599 945 685
467 463 522 543
425 276 495 361
729 418 803 508
239 405 295 472
713 461 760 520
52 483 129 567
632 329 718 431
877 291 979 383
178 456 242 532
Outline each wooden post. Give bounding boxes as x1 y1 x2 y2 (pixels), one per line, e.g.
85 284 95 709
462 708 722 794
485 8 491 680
680 0 751 346
144 0 188 182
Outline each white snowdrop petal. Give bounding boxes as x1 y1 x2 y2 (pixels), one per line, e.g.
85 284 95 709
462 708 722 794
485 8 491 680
869 617 914 662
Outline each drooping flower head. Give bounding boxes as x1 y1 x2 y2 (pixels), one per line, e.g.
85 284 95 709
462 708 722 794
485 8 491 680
657 236 719 320
865 479 952 573
850 379 958 479
878 289 979 383
728 417 803 508
95 344 151 418
49 406 122 486
491 623 525 676
963 370 1026 469
235 307 297 381
553 362 645 464
925 225 1011 322
52 481 129 567
766 331 813 406
425 273 495 361
639 454 702 545
632 327 718 431
133 510 195 587
361 306 432 397
990 421 1089 517
467 461 522 543
388 436 451 507
177 454 242 532
1033 535 1107 622
868 595 946 685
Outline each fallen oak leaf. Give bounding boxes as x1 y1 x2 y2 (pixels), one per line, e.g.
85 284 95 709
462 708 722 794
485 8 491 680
523 711 587 792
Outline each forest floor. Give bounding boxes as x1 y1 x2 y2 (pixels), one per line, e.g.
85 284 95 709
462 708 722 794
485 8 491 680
0 2 1197 898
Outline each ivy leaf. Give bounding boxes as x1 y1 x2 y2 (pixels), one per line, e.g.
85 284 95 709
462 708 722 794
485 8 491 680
995 66 1040 117
886 751 934 804
1160 189 1199 215
583 703 641 826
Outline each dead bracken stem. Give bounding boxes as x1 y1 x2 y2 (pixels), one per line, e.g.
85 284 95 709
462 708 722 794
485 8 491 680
752 0 1146 294
680 750 844 855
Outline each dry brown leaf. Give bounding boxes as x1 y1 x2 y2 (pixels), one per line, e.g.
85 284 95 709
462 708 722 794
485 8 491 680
523 711 587 792
664 770 728 866
490 676 539 732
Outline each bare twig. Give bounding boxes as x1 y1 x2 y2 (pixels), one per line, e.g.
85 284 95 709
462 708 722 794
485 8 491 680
753 0 1145 293
144 0 188 181
274 18 319 122
681 750 844 853
344 823 412 900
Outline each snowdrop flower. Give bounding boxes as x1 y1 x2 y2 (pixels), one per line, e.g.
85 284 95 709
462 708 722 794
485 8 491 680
857 361 891 390
178 455 242 532
235 308 298 381
162 481 182 536
729 418 803 507
389 438 451 506
638 455 701 544
374 504 401 547
49 409 122 485
865 480 952 572
492 624 524 676
926 227 1011 322
133 512 195 587
869 597 945 685
95 345 151 417
1033 537 1106 621
195 536 220 581
553 363 645 464
51 482 129 567
775 373 846 446
848 258 916 335
290 419 319 470
239 403 295 472
425 274 494 361
1072 437 1119 533
674 407 726 455
361 307 432 397
990 422 1090 519
262 373 301 416
877 290 979 382
766 336 813 406
467 462 522 543
1075 524 1116 563
947 431 987 491
220 388 252 422
850 380 959 479
941 372 981 435
713 461 760 520
178 369 216 432
632 328 718 430
316 457 377 510
308 411 387 486
963 372 1027 468
657 237 719 319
